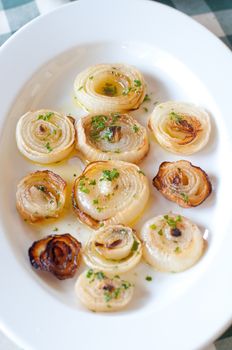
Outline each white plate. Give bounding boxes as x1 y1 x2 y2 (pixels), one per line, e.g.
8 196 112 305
0 0 232 349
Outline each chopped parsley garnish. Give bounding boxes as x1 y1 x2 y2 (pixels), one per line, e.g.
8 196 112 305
134 79 142 87
137 170 145 176
79 180 90 194
180 192 189 203
143 94 151 102
158 229 163 236
37 112 53 121
53 129 57 135
95 271 105 280
169 111 183 123
131 239 139 252
78 86 83 90
89 76 94 80
150 224 157 230
145 276 152 281
89 179 96 186
122 87 132 95
143 107 148 112
86 269 94 278
91 115 108 131
163 215 181 229
132 124 139 133
100 168 119 181
102 83 117 96
102 128 114 142
93 199 99 205
53 227 58 232
97 207 103 212
121 281 131 289
45 142 53 152
174 246 181 253
37 185 45 192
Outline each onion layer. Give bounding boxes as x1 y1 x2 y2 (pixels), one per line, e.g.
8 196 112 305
140 214 205 272
74 64 146 113
16 170 66 222
76 112 149 163
84 225 142 273
75 269 134 311
153 160 212 208
29 234 82 280
16 109 75 164
149 101 211 155
72 160 150 229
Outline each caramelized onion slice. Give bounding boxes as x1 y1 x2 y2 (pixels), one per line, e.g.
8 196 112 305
72 160 149 229
16 170 66 222
149 101 211 155
76 112 149 164
29 233 82 280
16 109 75 164
74 64 146 113
75 269 134 311
153 160 212 208
84 225 142 273
140 214 205 272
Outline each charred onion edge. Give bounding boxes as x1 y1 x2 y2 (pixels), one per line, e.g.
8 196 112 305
153 160 212 208
28 233 82 280
16 170 67 222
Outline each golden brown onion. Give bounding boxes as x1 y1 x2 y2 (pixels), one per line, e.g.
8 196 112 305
153 160 212 208
72 160 149 229
76 112 149 163
28 234 82 280
16 170 66 222
74 64 146 113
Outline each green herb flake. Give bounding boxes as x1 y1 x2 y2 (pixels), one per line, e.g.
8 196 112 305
89 179 96 186
143 94 151 102
97 207 103 212
95 271 105 280
53 129 57 135
150 224 157 230
121 281 131 289
78 86 83 91
122 87 132 95
137 170 145 176
145 276 152 281
53 227 58 232
134 79 142 87
180 192 189 203
93 199 99 205
131 239 139 252
158 229 163 236
86 269 94 278
169 111 183 123
174 246 181 253
45 142 53 152
163 215 182 229
102 83 117 96
89 76 94 80
37 185 45 192
132 124 139 133
79 180 90 194
37 112 54 121
143 107 148 112
100 168 120 181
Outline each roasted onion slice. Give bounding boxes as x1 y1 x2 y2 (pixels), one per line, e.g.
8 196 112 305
16 170 66 222
84 225 142 273
72 160 149 229
75 269 134 311
16 109 75 164
149 101 211 155
29 234 82 280
76 112 149 163
141 214 204 272
153 160 212 208
74 64 146 113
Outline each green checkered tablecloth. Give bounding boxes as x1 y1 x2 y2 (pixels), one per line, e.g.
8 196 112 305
0 1 231 350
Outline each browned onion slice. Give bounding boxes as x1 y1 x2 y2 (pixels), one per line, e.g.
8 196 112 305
153 160 212 208
28 234 82 280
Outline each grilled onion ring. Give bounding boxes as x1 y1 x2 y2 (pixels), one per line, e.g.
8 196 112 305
76 112 149 163
72 160 149 229
29 234 82 280
16 109 75 164
84 225 142 273
149 101 211 155
16 170 66 222
75 269 134 311
140 214 205 272
74 64 146 113
153 160 212 208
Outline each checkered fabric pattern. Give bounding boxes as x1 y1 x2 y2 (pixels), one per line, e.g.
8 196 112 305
0 1 231 350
